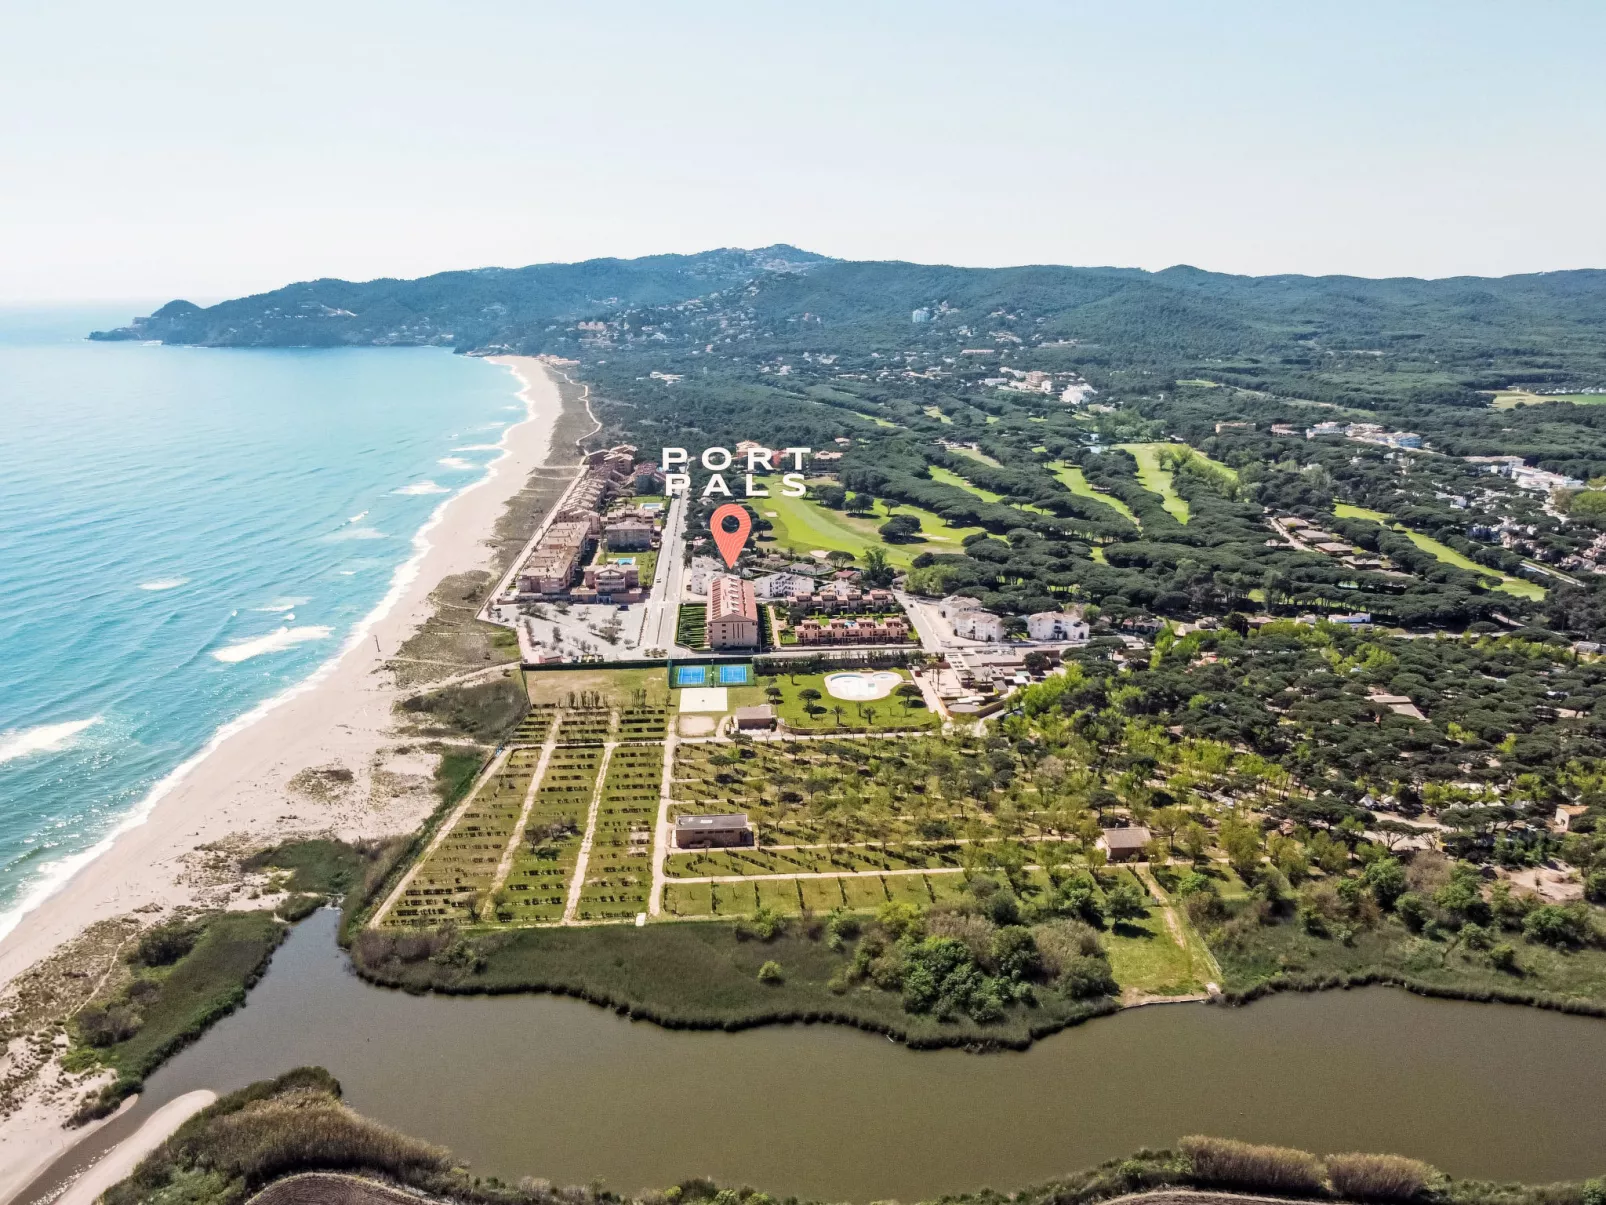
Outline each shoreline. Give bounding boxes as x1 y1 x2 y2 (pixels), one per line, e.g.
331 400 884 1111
0 355 565 1204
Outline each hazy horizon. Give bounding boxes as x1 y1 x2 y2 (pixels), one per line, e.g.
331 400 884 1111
4 0 1604 302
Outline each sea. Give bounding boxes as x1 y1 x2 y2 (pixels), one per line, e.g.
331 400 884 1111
0 308 525 940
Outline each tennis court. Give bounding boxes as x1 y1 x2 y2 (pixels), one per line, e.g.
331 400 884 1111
673 664 751 687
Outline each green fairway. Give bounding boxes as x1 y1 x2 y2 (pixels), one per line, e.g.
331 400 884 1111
1334 502 1392 522
1332 505 1545 599
922 405 953 424
929 464 1003 503
952 445 1002 467
1117 443 1190 523
756 478 981 567
1048 462 1139 526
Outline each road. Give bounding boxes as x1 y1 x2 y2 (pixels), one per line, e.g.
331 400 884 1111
638 490 693 655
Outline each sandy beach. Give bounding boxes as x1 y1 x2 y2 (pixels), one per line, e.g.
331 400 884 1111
0 356 562 1202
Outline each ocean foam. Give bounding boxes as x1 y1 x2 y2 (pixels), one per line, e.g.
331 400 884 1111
324 526 386 541
212 626 334 664
253 597 308 613
139 577 189 591
0 355 541 945
437 456 474 470
452 443 501 451
347 510 368 523
393 480 449 495
0 717 101 766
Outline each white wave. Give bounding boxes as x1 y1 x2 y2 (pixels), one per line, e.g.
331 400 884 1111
212 625 333 664
139 577 188 591
392 480 449 495
437 456 474 470
252 597 308 614
473 421 507 430
0 362 543 944
347 510 368 523
0 717 101 766
452 443 501 452
324 526 386 541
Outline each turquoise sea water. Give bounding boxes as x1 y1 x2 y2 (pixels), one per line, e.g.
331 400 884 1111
0 310 523 937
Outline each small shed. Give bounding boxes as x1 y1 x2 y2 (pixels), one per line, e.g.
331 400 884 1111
674 813 754 849
1100 826 1152 863
734 704 777 731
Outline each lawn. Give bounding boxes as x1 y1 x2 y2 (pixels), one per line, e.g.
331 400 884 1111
923 405 954 424
952 446 1003 467
596 547 657 584
1117 443 1191 523
1048 462 1139 526
1103 910 1201 998
755 478 982 568
762 669 938 731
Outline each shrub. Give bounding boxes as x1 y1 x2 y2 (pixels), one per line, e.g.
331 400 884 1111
77 1001 143 1047
1586 869 1606 905
1396 892 1430 932
1059 954 1119 1000
756 960 783 984
1180 1135 1325 1193
1523 903 1589 948
1488 942 1519 973
1324 1152 1437 1202
130 918 202 968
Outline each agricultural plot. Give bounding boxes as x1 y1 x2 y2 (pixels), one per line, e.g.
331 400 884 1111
498 741 603 924
385 748 539 926
574 742 662 921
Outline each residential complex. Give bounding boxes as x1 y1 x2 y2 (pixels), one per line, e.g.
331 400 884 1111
707 574 760 649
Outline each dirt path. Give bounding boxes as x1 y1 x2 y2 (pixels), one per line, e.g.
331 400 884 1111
1136 863 1222 988
484 717 565 909
647 725 679 916
562 722 618 924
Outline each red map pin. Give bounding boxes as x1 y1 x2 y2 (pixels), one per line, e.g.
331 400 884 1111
710 503 752 568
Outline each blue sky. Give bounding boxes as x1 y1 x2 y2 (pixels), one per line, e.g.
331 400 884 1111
2 1 1602 300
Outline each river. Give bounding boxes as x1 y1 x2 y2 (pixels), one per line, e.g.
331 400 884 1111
25 909 1606 1202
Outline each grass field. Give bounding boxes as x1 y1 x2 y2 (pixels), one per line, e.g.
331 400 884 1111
1048 462 1139 526
1103 910 1202 998
1332 506 1545 600
1117 443 1190 523
923 405 954 424
952 446 1003 467
1489 389 1606 409
765 669 936 731
756 478 982 568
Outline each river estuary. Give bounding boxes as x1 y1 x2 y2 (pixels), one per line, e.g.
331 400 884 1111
26 909 1606 1202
